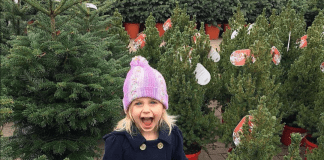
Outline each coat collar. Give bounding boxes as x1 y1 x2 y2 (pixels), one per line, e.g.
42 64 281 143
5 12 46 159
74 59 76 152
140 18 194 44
124 124 172 150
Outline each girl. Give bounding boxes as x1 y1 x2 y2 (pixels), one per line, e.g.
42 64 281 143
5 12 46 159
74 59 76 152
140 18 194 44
102 56 188 160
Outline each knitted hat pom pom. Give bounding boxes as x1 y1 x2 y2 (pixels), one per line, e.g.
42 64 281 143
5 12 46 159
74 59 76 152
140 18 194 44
130 56 149 68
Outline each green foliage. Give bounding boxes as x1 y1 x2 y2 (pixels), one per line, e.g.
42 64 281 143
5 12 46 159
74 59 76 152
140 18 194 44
135 13 162 69
283 133 303 160
304 113 324 160
284 10 324 136
216 4 285 148
1 0 131 159
106 0 151 23
227 98 283 160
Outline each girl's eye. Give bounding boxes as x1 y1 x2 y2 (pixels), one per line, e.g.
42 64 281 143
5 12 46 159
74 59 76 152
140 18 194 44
150 101 157 104
135 102 142 105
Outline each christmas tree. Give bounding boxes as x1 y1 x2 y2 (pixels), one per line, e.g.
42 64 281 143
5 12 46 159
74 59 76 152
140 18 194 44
216 5 284 148
227 96 283 160
283 9 324 141
1 0 131 159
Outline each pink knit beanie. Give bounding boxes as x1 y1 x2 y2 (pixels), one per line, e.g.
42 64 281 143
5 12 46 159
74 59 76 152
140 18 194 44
123 56 168 112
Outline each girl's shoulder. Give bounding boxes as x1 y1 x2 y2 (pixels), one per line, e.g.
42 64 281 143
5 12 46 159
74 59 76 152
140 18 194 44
103 130 128 142
171 125 182 134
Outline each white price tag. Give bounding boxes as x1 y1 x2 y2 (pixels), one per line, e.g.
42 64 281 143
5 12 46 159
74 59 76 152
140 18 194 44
194 63 211 85
321 62 324 73
208 47 220 62
247 23 254 35
231 30 238 39
86 3 97 10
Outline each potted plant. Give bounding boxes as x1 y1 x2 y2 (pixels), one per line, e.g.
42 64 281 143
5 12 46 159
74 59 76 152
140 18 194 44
279 6 323 148
262 1 309 147
108 0 150 39
215 4 287 150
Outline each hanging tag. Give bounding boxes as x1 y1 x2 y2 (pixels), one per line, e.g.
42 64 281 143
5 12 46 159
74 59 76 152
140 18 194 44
159 41 166 47
299 35 307 48
163 18 172 31
86 3 97 10
233 115 254 146
231 30 238 39
193 33 201 44
133 33 146 50
287 31 291 52
271 46 281 65
14 0 18 3
208 47 220 62
194 63 211 85
320 62 324 73
247 23 254 35
230 49 255 66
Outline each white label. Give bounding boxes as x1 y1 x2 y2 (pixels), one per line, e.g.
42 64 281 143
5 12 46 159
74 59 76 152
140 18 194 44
231 30 238 39
287 31 291 52
194 63 211 85
86 3 97 10
208 47 220 62
14 0 18 3
321 62 324 73
247 23 254 35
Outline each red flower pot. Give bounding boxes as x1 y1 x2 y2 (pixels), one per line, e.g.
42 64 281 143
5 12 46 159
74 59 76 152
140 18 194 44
155 23 165 37
281 125 307 146
223 24 230 32
124 23 140 39
304 135 318 160
204 24 222 40
185 150 201 160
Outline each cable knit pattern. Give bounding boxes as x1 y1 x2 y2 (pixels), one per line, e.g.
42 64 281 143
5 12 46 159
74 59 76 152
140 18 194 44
123 56 168 112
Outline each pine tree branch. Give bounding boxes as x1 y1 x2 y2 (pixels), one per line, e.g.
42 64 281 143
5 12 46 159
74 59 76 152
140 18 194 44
54 0 88 16
76 3 89 16
34 20 52 34
22 0 50 16
56 14 77 29
54 0 67 15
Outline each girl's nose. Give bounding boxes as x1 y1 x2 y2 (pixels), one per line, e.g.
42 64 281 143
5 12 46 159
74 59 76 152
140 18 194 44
142 104 151 113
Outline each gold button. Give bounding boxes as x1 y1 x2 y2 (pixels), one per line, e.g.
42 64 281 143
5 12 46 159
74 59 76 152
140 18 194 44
140 143 146 150
157 142 163 149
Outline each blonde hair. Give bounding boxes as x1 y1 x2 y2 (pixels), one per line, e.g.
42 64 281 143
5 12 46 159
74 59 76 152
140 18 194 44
114 105 178 136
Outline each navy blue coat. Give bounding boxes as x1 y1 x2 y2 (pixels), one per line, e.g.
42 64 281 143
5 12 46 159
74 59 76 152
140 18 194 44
102 125 188 160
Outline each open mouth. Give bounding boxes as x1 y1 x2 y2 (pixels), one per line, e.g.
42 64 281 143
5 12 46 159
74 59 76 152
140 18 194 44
141 117 154 128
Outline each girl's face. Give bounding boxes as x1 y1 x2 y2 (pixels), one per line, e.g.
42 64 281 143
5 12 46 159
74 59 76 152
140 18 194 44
129 97 165 134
